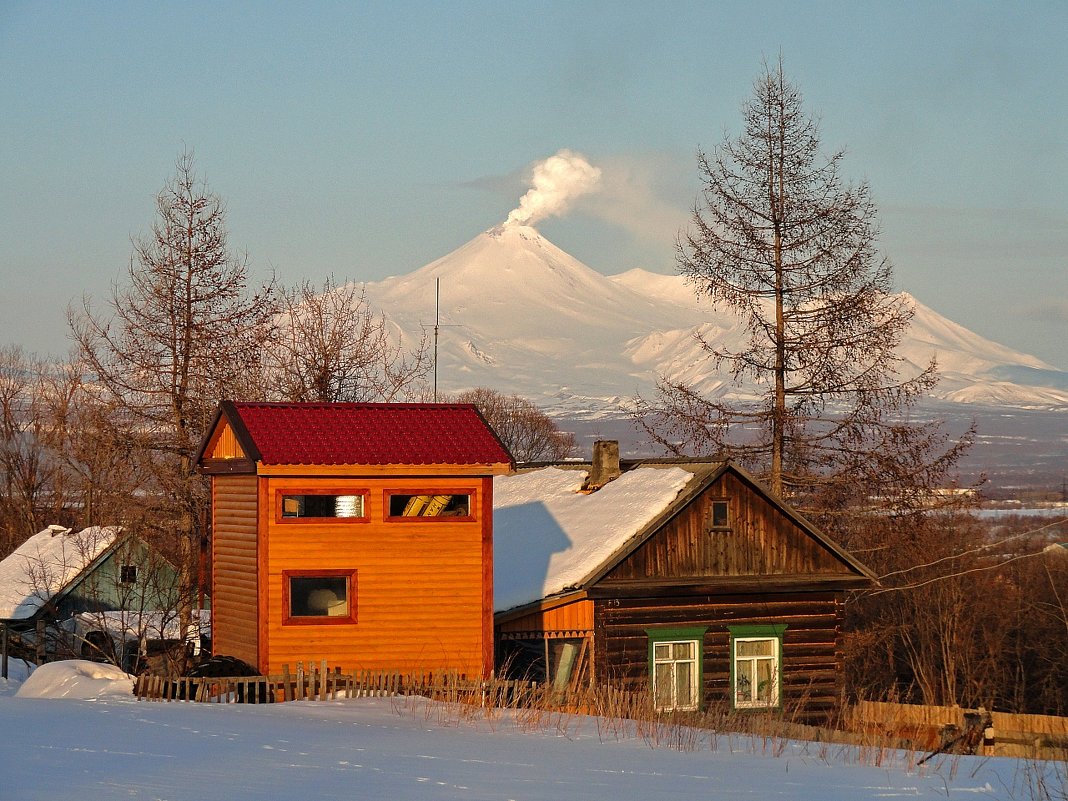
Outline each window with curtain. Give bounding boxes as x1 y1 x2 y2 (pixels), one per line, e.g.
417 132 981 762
729 624 786 709
647 627 706 711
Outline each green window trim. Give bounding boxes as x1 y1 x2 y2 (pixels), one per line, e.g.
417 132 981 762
646 626 707 712
728 624 787 711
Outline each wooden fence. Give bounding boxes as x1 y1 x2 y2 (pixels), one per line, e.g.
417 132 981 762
848 700 1068 761
134 660 538 707
134 667 1068 762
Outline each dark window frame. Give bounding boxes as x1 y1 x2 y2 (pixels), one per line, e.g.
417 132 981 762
383 489 476 522
275 488 370 524
706 498 731 530
282 569 357 626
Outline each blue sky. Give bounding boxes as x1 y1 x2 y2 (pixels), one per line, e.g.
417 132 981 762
2 1 1066 368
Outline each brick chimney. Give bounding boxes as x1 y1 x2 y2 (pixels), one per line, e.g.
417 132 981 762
585 440 621 490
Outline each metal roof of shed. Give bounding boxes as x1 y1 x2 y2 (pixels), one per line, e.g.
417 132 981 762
201 401 513 467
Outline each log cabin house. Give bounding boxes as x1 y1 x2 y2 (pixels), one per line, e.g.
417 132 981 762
493 443 875 721
195 401 513 679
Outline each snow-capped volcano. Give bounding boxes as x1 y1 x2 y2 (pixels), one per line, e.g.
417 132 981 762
362 225 1068 411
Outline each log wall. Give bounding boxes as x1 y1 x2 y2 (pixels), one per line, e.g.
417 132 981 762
595 591 844 722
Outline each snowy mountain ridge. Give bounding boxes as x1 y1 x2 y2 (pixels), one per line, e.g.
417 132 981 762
362 224 1068 411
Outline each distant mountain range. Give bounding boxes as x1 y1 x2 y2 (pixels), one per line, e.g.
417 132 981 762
362 223 1068 416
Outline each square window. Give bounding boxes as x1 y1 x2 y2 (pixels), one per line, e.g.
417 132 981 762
119 565 137 584
283 571 357 624
707 500 730 529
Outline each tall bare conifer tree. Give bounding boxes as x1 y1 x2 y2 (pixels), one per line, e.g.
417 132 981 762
69 151 275 642
637 61 971 523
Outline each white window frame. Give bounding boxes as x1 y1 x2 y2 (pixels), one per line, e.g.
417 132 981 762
729 625 786 709
649 632 704 712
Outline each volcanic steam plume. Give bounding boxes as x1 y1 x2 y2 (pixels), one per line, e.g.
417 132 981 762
505 149 601 228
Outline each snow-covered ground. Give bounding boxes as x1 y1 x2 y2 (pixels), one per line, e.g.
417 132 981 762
0 661 1062 800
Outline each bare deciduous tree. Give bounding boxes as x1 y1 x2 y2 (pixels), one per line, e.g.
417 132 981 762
40 357 148 530
11 525 190 673
453 387 574 462
0 346 59 552
68 151 275 644
847 512 1068 714
634 60 972 513
261 277 430 403
0 349 150 558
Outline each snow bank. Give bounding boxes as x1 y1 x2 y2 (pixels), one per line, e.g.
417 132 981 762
15 659 133 700
0 658 33 697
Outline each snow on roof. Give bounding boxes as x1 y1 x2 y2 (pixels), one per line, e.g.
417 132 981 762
0 526 121 621
493 466 694 613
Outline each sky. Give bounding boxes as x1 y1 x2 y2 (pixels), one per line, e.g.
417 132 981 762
1 1 1066 369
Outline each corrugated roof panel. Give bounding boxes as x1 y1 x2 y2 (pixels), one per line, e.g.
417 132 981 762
229 402 513 467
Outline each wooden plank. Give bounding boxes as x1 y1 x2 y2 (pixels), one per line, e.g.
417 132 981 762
991 711 1068 737
212 474 260 668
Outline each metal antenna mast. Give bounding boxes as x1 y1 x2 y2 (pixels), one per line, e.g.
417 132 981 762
434 278 440 401
424 277 460 402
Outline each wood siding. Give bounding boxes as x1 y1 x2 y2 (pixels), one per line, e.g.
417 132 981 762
595 591 844 722
211 475 260 667
262 476 492 678
497 599 594 637
604 473 854 581
205 420 245 460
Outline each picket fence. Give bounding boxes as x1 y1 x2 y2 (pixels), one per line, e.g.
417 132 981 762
134 660 538 706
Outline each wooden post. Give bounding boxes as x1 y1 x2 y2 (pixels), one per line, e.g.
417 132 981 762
1 624 8 680
282 664 292 702
35 618 46 665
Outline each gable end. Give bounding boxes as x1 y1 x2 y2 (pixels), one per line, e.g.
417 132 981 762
597 465 874 587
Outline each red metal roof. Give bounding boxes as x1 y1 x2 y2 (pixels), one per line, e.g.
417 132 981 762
223 402 512 467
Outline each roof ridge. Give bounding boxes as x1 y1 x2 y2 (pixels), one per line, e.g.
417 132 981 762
231 401 478 409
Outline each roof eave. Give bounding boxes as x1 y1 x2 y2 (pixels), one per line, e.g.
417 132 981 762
255 461 512 477
494 589 588 623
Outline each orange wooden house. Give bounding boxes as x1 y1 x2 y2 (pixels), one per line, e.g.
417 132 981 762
195 401 512 678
